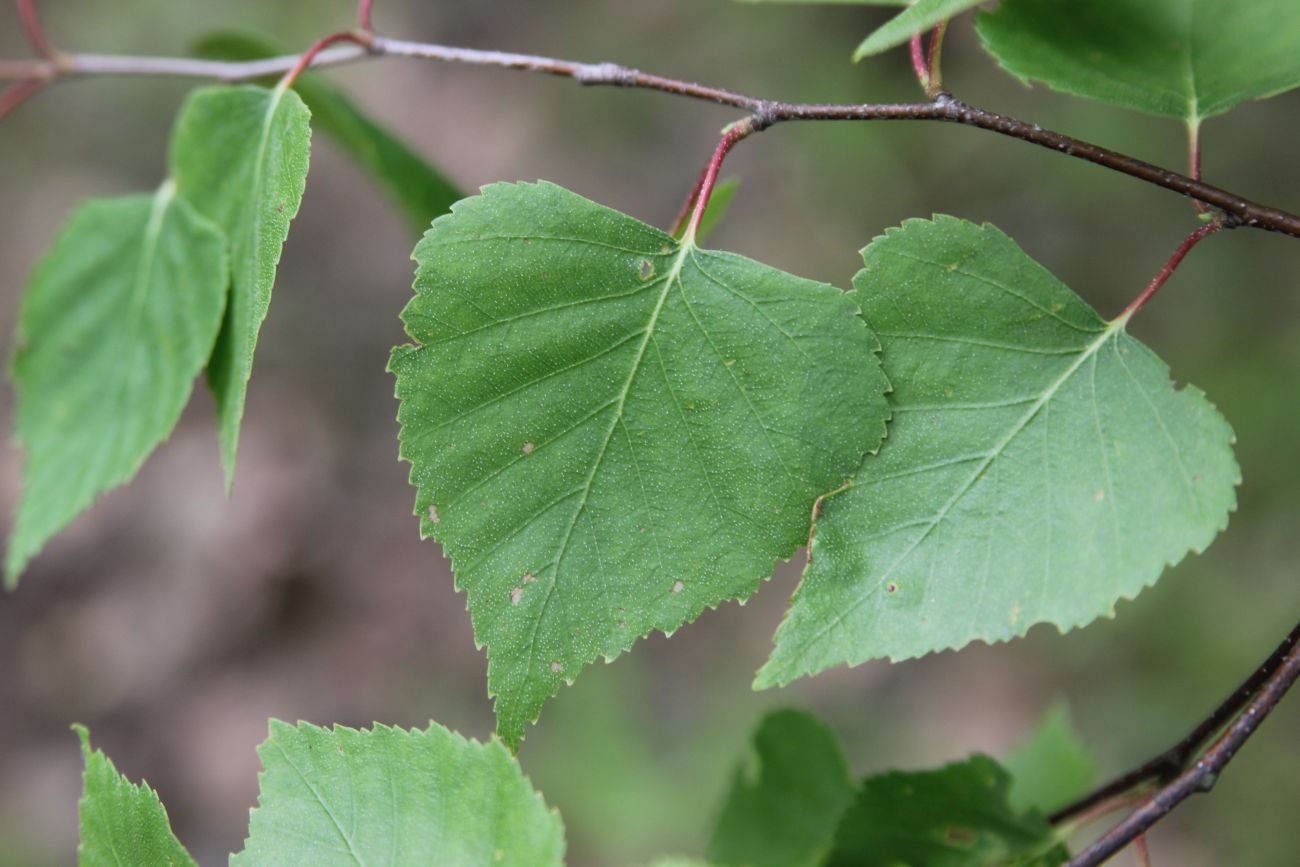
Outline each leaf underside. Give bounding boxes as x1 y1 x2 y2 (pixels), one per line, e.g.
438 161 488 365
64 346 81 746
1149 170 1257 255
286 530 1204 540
759 215 1238 687
391 181 890 746
170 84 312 488
6 186 228 585
978 0 1300 122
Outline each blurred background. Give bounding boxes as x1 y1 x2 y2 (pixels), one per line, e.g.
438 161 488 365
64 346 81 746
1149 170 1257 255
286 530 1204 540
1 2 1297 865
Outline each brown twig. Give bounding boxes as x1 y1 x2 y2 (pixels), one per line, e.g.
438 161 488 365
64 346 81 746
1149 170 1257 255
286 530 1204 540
1062 621 1300 866
0 33 1297 237
1051 621 1300 827
279 31 371 89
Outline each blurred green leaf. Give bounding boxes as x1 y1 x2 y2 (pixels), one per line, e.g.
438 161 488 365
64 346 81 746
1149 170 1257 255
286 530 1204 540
709 709 855 867
855 0 984 59
1005 704 1097 815
827 755 1068 866
6 184 228 585
759 215 1239 688
234 721 564 866
76 725 196 867
170 84 312 488
193 31 461 237
390 181 889 747
978 0 1300 122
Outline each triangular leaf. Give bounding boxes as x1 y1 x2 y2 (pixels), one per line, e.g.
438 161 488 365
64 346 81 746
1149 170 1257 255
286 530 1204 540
192 31 461 237
170 84 312 488
234 721 565 866
1005 704 1097 815
76 725 197 867
855 0 985 60
759 216 1237 687
6 184 228 585
708 709 855 867
390 181 890 746
978 0 1300 122
827 755 1069 866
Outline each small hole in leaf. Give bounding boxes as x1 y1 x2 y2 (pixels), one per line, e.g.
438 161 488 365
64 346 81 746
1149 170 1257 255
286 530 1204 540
427 505 440 524
672 580 684 594
522 441 535 455
550 661 563 673
638 259 655 280
510 587 524 605
523 572 536 584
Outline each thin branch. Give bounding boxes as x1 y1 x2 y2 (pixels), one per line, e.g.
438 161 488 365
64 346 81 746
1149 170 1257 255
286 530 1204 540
909 33 930 94
1063 620 1300 867
1 33 1300 237
1050 620 1300 827
1119 219 1223 317
279 31 371 90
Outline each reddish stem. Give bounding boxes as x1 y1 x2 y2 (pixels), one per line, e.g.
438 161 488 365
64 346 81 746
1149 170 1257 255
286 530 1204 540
357 0 375 32
669 164 709 238
908 32 930 93
0 76 43 119
17 0 58 62
1120 221 1222 317
1188 121 1208 214
280 31 370 89
684 121 752 240
1135 834 1153 867
925 21 947 94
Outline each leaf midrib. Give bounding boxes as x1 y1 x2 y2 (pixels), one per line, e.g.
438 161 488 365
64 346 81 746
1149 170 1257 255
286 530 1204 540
787 318 1125 666
515 237 694 694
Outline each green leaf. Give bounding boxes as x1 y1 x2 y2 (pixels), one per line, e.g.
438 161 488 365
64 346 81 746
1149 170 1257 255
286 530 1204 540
170 84 312 488
977 0 1300 123
1004 704 1096 816
234 721 565 866
192 31 461 237
694 177 740 245
390 181 890 747
826 755 1068 866
708 709 855 867
6 184 228 586
76 725 197 867
855 0 985 60
758 216 1238 688
735 1 906 5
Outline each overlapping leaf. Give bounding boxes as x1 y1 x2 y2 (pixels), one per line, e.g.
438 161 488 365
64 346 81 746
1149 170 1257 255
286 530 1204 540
77 726 197 867
236 722 565 866
391 181 889 746
978 0 1300 123
193 31 461 237
6 184 228 585
709 709 856 867
760 216 1238 687
826 756 1068 866
171 84 312 486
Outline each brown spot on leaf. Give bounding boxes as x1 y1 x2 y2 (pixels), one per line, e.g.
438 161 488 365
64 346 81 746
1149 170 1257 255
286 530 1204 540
510 587 524 605
523 572 536 584
945 827 977 845
1095 489 1105 502
886 582 898 594
522 441 535 454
